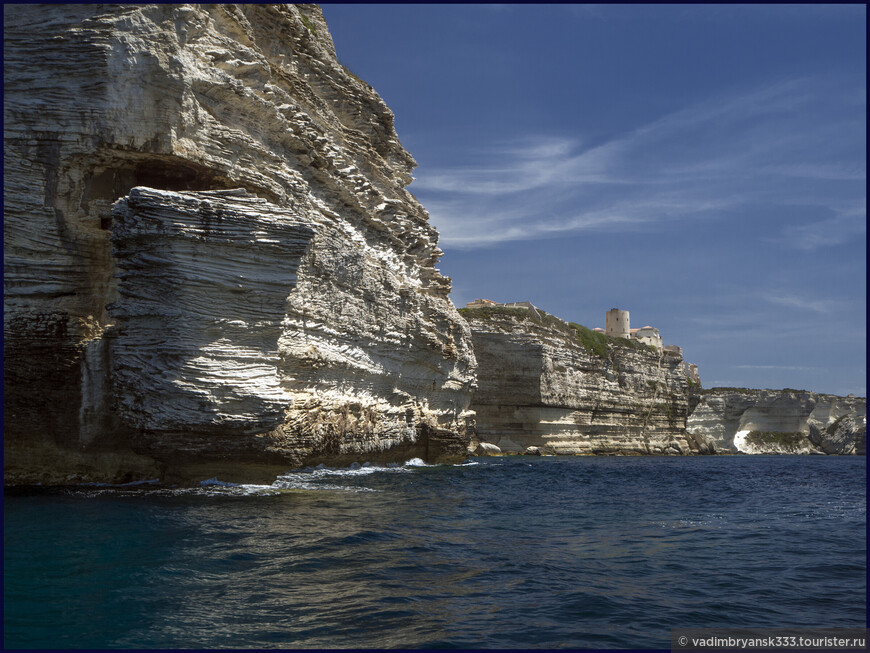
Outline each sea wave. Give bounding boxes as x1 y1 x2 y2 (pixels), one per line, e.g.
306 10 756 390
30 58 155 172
60 458 441 498
270 458 436 491
7 455 865 649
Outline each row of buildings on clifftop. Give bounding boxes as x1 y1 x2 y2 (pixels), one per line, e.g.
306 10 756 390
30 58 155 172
465 300 701 385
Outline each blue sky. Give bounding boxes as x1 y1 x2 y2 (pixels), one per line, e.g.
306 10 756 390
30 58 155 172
320 4 866 396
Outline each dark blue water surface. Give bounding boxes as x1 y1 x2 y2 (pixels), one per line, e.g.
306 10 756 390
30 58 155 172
4 455 866 649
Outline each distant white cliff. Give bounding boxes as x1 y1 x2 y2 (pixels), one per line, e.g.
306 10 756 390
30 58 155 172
687 389 866 455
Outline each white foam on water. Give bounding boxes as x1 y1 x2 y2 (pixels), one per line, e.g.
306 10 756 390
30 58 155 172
269 479 377 493
71 459 439 498
70 481 289 498
194 484 282 497
266 458 439 492
281 458 433 479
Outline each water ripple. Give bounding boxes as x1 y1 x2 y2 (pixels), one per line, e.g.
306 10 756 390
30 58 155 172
4 455 865 649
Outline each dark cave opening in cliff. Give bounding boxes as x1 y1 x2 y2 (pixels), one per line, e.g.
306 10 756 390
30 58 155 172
82 153 245 230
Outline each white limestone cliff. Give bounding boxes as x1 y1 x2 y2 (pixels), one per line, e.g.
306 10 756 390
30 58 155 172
4 4 475 484
463 307 697 456
687 389 866 454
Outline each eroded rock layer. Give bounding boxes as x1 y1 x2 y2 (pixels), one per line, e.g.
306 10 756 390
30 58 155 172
4 4 475 485
109 187 315 435
464 310 695 455
687 389 866 454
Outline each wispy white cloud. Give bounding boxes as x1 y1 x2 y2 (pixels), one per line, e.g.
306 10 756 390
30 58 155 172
733 365 819 371
428 191 729 248
412 136 626 195
780 204 866 251
762 163 866 181
761 292 843 314
413 76 865 250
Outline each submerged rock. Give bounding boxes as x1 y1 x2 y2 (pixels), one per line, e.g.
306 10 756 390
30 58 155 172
475 442 503 456
4 4 475 485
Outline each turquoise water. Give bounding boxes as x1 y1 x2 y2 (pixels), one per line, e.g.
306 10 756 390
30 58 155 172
4 455 866 649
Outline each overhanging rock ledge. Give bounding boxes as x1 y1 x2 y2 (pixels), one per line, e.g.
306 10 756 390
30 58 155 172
3 4 476 485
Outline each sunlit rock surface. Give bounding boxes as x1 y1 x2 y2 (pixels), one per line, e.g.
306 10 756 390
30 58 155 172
109 187 314 435
464 309 696 455
687 389 866 454
4 4 475 485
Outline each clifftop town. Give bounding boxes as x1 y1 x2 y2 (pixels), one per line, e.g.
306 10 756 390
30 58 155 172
465 301 702 387
459 302 704 456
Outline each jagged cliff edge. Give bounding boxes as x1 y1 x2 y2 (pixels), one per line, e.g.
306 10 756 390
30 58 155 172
4 4 475 485
688 389 866 455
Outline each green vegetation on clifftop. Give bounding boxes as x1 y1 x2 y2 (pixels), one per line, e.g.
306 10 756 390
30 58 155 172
459 306 655 359
700 386 810 395
458 305 575 335
569 323 611 359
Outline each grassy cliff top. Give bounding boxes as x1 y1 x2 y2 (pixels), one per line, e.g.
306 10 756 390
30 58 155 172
700 386 809 395
458 305 655 359
700 387 866 401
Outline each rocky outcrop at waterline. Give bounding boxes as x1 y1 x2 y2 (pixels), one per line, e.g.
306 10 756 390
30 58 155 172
3 4 475 485
462 306 700 456
686 389 866 455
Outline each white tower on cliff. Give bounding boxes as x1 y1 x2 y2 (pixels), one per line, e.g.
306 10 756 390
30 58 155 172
606 308 630 339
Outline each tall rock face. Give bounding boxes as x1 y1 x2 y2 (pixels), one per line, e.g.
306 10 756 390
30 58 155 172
463 308 696 455
4 4 476 485
687 389 866 454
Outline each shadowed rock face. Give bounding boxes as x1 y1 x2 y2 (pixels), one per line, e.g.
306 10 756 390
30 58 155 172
464 311 694 455
4 4 475 485
687 389 866 454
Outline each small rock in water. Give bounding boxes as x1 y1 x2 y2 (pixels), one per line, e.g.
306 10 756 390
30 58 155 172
475 442 502 456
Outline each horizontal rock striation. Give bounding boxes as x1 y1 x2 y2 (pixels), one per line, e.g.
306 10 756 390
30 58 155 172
464 308 696 456
687 389 866 454
4 4 475 485
109 187 314 435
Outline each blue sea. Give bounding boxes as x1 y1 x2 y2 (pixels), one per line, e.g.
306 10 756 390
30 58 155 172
3 455 866 649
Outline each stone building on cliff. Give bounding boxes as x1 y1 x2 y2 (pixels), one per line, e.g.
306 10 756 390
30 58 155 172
601 308 662 349
598 308 699 382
